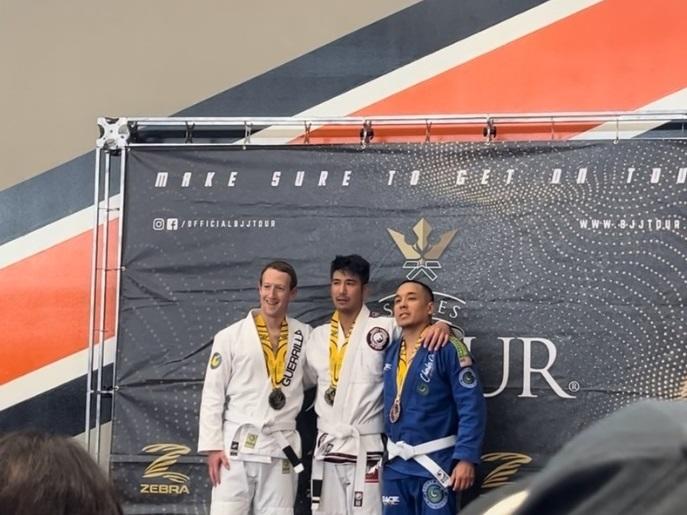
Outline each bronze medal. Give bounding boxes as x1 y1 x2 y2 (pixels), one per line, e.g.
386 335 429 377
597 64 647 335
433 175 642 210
389 398 401 423
324 385 337 406
269 388 286 410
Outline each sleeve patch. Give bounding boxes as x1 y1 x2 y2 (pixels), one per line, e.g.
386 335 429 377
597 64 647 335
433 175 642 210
458 367 478 389
209 352 222 369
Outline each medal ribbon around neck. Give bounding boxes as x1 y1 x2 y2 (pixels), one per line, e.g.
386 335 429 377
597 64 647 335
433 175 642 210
394 335 422 402
255 312 289 389
328 310 354 389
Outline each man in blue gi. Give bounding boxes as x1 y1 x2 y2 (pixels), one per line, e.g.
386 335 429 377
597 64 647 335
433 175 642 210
382 280 486 514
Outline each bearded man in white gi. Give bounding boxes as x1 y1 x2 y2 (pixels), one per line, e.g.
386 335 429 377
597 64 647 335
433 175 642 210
306 255 451 515
198 260 312 515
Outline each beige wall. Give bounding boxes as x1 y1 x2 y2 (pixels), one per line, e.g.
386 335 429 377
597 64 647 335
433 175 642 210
0 0 418 191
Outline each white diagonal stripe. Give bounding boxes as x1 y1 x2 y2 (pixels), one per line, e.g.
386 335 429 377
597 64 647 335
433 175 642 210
0 194 120 270
0 337 115 411
572 87 687 140
238 0 604 144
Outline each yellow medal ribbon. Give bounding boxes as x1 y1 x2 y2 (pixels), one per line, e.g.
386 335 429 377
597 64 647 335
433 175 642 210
328 310 354 389
255 312 289 388
394 336 422 401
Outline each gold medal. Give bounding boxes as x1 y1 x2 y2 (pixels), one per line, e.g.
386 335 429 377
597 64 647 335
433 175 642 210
390 335 423 424
326 311 354 406
389 398 401 423
324 386 337 406
269 388 286 410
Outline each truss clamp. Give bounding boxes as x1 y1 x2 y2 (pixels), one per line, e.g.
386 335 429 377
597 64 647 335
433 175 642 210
483 118 496 141
97 117 131 150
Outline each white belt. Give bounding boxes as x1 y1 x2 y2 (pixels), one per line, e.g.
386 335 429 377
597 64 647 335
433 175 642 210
311 419 383 512
225 414 303 473
386 435 456 488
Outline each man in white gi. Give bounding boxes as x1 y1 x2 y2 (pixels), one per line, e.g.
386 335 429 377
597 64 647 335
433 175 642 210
198 260 312 515
306 255 451 515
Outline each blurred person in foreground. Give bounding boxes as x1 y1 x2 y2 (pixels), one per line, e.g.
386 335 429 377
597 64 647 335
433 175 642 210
461 399 687 515
0 430 123 515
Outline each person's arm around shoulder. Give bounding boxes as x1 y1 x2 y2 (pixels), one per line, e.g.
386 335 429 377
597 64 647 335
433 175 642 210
198 327 234 486
420 319 464 351
442 335 487 492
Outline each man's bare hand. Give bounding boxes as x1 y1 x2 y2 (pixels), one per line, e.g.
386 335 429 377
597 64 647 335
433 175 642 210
207 450 230 487
448 461 474 491
421 322 450 350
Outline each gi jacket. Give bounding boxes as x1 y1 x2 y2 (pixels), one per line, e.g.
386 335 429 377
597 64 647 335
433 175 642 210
383 336 487 479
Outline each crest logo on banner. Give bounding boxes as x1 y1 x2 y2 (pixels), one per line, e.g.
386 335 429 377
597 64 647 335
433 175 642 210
387 218 457 281
139 444 191 495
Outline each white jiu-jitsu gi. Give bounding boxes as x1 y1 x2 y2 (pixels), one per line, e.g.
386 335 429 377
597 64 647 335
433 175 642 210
198 309 312 515
306 306 395 514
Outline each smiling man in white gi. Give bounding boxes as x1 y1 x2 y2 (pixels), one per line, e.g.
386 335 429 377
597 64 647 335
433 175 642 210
198 260 312 515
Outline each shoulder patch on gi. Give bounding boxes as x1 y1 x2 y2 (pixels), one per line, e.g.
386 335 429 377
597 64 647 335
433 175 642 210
459 367 478 389
209 352 222 369
422 479 448 509
366 327 390 351
450 335 473 367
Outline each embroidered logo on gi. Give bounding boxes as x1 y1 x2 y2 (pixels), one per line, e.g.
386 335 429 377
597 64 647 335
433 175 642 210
244 433 258 449
365 467 379 483
422 479 448 509
354 491 364 507
416 382 430 396
420 353 436 383
230 441 239 456
383 363 392 372
367 327 390 351
387 218 457 282
209 352 222 369
281 459 291 474
382 495 401 506
459 367 477 389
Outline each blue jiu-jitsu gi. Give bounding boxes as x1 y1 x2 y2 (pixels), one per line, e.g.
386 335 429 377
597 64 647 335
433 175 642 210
382 335 486 514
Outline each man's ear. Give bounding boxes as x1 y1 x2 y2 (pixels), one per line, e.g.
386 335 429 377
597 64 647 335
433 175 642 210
362 283 369 300
289 287 298 300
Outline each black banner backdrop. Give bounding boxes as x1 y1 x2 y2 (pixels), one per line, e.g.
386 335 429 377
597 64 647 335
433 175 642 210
112 141 687 514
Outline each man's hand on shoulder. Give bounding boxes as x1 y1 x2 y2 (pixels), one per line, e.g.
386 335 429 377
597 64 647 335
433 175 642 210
449 460 475 491
421 321 450 350
207 450 230 487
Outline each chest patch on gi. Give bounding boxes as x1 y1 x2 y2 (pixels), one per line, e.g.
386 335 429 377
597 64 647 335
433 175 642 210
366 327 390 351
416 382 430 396
209 352 222 369
459 367 478 389
422 479 448 509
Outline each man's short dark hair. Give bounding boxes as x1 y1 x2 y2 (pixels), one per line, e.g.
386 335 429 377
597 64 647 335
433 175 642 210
330 255 370 285
260 260 298 289
398 279 434 302
0 431 123 515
